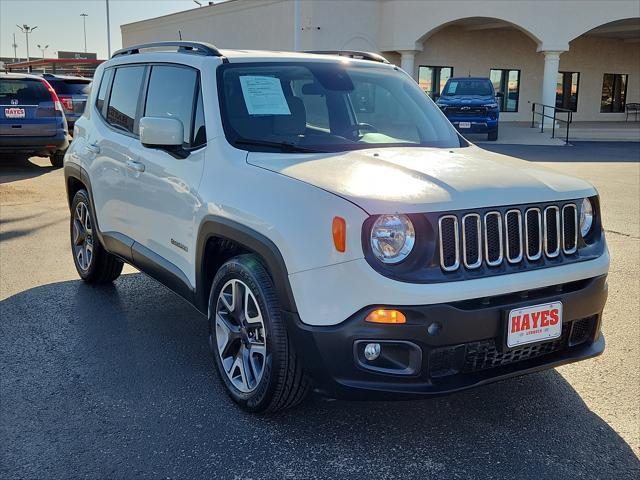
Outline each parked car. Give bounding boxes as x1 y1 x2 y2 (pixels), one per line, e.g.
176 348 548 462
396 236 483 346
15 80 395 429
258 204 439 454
64 42 609 412
435 77 501 140
41 73 91 132
0 72 69 167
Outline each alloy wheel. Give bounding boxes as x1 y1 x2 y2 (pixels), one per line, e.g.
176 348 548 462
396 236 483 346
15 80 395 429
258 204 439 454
215 279 267 393
72 201 93 271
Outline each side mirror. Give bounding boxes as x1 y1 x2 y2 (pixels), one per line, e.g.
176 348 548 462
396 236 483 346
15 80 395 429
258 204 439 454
495 92 504 98
139 117 188 159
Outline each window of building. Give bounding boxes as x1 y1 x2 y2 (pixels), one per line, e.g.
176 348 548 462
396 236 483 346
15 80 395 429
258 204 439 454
106 66 145 134
490 69 520 112
144 65 199 145
95 68 114 114
600 73 628 113
556 72 580 112
418 66 453 98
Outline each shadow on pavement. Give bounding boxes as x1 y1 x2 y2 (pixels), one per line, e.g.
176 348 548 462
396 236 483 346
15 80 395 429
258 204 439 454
481 141 640 163
0 156 57 184
1 273 638 479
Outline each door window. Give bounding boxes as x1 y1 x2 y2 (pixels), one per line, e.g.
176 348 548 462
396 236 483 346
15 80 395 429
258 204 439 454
600 74 628 113
95 68 114 113
556 72 580 112
106 66 145 133
490 69 520 112
418 66 453 98
144 65 199 145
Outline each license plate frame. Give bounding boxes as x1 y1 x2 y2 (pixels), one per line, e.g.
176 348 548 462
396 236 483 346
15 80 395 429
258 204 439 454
504 301 563 349
4 107 26 119
458 121 471 129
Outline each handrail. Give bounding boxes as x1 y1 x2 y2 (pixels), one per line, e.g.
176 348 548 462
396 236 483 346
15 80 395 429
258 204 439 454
530 102 573 144
111 41 224 59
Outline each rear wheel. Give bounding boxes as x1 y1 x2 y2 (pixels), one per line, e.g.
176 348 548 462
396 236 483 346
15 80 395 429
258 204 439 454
70 189 123 283
209 254 311 412
50 150 65 168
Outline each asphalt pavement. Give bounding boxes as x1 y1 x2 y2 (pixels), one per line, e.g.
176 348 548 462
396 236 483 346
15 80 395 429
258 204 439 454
1 143 639 479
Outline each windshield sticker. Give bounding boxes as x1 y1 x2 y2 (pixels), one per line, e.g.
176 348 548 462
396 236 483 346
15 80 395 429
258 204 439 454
447 81 458 94
239 76 291 115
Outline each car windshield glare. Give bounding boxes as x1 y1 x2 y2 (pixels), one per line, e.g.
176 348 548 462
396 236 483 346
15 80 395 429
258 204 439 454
217 61 463 153
442 79 493 96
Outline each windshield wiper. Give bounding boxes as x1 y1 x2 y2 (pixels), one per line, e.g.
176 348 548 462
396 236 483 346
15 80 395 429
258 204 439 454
233 138 325 153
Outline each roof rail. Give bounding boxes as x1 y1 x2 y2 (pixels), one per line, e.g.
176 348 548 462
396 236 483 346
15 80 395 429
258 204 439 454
111 41 224 59
305 50 390 64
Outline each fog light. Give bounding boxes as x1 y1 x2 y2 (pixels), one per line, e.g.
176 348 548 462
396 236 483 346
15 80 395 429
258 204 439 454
364 343 381 361
365 309 406 324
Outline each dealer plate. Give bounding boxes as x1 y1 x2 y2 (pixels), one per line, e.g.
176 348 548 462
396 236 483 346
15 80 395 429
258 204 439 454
458 121 471 129
4 107 25 119
507 302 563 348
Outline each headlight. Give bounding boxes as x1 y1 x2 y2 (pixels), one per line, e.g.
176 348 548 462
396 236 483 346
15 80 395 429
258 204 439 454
482 103 499 108
370 214 415 264
579 197 594 237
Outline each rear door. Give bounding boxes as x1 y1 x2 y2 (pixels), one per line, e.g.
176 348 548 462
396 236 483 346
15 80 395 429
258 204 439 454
0 77 58 137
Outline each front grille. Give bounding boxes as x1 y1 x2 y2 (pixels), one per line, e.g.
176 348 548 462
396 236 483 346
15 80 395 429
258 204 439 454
438 202 578 272
445 106 487 117
429 317 595 379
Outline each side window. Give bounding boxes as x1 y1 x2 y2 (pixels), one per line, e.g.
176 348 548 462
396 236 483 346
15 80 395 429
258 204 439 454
95 68 113 113
144 65 198 146
192 86 207 148
106 66 145 133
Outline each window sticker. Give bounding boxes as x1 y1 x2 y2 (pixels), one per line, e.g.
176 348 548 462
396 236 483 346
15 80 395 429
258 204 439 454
239 76 291 115
447 81 458 94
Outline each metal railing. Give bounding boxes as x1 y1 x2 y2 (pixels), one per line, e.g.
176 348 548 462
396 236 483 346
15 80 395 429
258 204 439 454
530 103 573 144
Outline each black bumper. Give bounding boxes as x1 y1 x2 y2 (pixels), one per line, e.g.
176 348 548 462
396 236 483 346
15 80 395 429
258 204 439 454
285 275 607 399
0 132 69 154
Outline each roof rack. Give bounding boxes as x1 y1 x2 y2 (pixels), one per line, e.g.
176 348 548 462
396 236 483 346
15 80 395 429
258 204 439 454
305 50 390 64
111 41 224 59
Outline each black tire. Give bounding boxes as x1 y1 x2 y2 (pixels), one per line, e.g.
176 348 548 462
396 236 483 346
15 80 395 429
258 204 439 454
70 189 123 283
50 150 65 168
208 254 311 413
487 128 499 141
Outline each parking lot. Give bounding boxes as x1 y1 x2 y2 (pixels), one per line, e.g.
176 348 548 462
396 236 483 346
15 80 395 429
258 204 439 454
1 142 639 479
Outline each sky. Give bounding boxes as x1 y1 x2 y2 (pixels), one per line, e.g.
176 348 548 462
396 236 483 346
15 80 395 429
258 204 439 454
1 0 215 60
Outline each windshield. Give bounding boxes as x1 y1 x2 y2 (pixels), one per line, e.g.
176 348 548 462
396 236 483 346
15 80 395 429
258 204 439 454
442 79 493 96
217 61 463 153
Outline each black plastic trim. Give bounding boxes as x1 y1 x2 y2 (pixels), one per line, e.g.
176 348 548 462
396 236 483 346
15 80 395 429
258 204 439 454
112 41 223 58
195 215 297 314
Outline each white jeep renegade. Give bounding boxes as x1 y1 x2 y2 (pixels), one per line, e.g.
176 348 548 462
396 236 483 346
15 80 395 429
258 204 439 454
65 42 609 412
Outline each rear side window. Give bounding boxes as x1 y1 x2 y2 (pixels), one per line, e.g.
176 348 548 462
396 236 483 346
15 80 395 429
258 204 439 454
107 66 145 134
144 65 199 146
0 78 50 105
95 69 114 113
49 79 91 95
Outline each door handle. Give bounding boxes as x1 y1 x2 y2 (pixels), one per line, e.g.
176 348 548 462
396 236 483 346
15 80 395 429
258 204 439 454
126 160 146 173
86 143 100 154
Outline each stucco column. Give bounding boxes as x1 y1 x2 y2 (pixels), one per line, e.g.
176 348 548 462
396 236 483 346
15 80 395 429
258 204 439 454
399 50 418 80
540 51 563 127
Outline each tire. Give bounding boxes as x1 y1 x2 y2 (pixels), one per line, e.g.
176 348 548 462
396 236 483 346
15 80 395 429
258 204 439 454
50 150 65 168
208 254 311 413
487 128 499 141
70 189 123 283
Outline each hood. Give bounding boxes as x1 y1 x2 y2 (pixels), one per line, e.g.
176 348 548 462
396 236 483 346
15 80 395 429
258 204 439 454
247 146 596 214
438 95 495 106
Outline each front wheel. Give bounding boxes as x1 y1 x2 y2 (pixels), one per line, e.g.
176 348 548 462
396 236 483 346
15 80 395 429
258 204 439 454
209 254 311 412
487 128 499 141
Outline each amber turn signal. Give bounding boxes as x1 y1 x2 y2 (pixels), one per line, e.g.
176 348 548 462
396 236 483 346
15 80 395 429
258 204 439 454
365 309 406 324
332 216 346 252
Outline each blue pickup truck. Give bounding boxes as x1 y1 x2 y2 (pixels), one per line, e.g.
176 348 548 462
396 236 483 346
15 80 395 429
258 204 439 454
435 77 501 141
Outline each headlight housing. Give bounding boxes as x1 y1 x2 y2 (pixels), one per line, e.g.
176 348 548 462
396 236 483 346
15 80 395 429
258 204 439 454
370 214 415 264
579 197 594 237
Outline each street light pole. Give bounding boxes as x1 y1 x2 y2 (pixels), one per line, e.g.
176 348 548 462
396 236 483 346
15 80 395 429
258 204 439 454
80 13 88 53
12 33 19 62
105 0 111 57
37 44 49 59
16 24 37 60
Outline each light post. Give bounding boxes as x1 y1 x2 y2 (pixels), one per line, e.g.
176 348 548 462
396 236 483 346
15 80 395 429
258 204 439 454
37 44 49 58
80 13 88 53
16 24 37 60
105 0 111 57
12 33 19 61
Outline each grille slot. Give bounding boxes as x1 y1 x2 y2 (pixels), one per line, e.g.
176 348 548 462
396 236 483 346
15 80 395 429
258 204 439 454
544 206 561 257
505 210 523 263
525 208 543 260
462 214 482 269
484 212 503 266
438 215 459 271
562 204 578 254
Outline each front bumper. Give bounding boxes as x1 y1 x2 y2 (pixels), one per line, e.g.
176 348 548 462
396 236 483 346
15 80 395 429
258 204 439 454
285 274 607 399
447 116 498 133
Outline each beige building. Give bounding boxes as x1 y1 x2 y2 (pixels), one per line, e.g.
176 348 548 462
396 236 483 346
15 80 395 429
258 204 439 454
121 0 640 122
